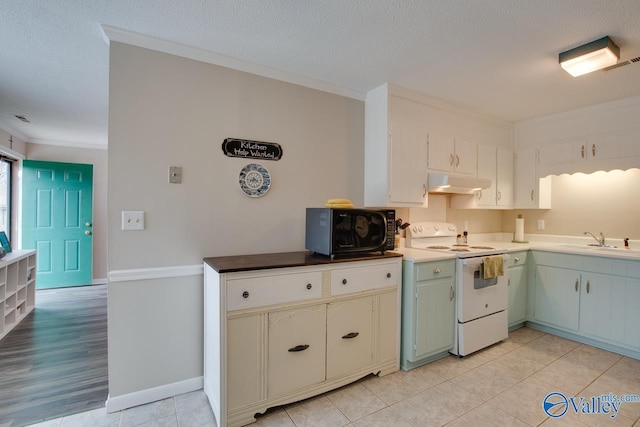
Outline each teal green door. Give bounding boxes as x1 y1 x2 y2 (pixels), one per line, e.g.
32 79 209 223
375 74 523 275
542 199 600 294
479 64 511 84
22 160 93 288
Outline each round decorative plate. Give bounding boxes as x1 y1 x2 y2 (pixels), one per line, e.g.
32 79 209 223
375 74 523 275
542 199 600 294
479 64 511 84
239 163 271 197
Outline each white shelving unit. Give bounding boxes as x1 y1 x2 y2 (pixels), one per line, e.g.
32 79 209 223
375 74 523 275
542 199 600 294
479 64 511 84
0 250 37 341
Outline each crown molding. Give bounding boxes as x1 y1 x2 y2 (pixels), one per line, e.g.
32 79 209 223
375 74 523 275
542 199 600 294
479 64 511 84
30 138 108 151
101 24 366 101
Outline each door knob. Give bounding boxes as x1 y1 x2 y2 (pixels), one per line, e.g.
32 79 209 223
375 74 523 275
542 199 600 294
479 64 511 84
85 230 92 235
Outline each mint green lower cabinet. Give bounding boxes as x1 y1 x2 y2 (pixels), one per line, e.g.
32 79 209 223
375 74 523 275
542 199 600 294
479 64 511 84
530 250 640 357
401 259 455 370
533 265 580 332
507 252 527 328
580 273 640 349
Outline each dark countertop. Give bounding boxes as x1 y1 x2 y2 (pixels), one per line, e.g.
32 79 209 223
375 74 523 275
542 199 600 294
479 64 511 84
204 250 403 273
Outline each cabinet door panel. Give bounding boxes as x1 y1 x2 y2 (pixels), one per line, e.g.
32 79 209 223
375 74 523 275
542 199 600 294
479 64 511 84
496 147 513 207
453 137 477 175
413 278 455 360
476 145 497 207
377 290 398 363
389 96 428 204
326 297 374 379
228 315 262 410
534 266 580 331
508 264 527 327
427 130 455 172
268 306 326 397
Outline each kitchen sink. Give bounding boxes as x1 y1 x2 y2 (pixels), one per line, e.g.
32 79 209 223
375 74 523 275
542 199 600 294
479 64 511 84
594 246 640 255
554 244 640 256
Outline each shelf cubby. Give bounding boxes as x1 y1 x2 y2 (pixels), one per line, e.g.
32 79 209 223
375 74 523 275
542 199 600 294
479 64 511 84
0 251 37 341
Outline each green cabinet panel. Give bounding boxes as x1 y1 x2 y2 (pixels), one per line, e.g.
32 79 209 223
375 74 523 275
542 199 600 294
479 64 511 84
534 265 580 332
401 259 455 370
414 278 455 359
507 252 528 327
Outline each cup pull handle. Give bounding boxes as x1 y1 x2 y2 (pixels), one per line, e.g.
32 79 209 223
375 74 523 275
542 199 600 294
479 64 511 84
342 332 359 339
288 344 310 352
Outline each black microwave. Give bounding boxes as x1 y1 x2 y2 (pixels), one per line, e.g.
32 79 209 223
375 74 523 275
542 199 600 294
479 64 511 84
305 208 395 258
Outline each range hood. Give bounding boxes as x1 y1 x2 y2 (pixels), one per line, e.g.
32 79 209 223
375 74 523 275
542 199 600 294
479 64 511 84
427 173 491 195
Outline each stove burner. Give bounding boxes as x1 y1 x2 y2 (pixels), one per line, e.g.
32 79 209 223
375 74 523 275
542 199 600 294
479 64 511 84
470 246 495 250
426 245 451 249
450 248 470 252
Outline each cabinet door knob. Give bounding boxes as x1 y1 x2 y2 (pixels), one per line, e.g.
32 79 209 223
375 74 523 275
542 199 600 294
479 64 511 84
433 267 441 274
449 153 454 166
386 272 391 278
342 279 347 285
530 190 535 201
592 144 596 157
586 280 590 294
581 144 585 158
288 344 310 352
514 257 520 263
455 155 460 167
306 283 312 290
342 332 359 339
497 191 501 201
450 286 454 301
85 230 92 235
574 280 579 292
242 291 249 299
85 222 92 227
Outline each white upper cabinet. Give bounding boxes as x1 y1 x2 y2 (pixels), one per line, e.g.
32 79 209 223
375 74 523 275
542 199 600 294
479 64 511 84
538 130 640 176
517 96 640 177
364 85 428 207
496 147 514 207
365 83 514 209
513 147 551 209
475 144 497 207
427 132 477 176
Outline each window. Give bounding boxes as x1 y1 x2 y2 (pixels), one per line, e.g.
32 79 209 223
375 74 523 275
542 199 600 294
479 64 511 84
0 158 12 238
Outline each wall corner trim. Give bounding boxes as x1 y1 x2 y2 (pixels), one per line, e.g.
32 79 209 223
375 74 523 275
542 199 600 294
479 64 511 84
108 264 204 282
106 376 204 413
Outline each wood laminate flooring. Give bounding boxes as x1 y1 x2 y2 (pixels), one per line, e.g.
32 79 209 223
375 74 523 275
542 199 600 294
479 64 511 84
0 284 108 427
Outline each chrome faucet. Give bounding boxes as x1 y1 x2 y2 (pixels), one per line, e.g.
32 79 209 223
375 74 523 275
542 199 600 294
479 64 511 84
584 231 606 246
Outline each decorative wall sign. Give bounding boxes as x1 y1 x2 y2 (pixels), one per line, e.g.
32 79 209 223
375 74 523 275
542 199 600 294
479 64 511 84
222 138 283 161
239 163 271 197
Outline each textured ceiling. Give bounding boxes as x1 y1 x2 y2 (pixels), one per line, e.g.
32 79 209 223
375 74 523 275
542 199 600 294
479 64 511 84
1 0 640 148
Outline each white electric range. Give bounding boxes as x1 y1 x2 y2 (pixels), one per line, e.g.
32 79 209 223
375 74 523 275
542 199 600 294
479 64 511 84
406 222 509 356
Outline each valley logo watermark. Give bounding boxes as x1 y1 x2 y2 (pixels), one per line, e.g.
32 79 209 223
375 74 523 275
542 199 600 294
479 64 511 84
543 391 640 419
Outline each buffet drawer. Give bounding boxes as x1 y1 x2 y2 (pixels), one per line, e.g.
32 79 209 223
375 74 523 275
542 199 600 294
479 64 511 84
227 271 322 311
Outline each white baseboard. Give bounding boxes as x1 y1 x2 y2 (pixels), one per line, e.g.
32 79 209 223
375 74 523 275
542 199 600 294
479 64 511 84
105 376 204 413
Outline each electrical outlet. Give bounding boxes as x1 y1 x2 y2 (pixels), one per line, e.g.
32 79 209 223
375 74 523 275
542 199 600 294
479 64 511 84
537 219 545 230
122 211 145 231
169 166 182 184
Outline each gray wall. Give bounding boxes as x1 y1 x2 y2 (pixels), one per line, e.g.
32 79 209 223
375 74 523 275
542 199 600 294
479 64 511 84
107 42 364 398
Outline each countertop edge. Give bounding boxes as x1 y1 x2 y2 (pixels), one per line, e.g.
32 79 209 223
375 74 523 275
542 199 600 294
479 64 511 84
204 250 403 273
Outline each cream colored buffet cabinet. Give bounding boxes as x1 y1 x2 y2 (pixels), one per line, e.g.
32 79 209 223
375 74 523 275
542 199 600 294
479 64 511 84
203 252 402 427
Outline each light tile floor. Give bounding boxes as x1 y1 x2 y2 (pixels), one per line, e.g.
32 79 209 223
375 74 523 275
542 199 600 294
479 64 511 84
28 327 640 427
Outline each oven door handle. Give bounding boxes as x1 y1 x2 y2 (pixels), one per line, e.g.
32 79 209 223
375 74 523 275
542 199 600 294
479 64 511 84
461 253 510 267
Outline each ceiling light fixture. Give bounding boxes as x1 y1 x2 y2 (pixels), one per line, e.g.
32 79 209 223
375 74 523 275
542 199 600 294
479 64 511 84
559 36 620 77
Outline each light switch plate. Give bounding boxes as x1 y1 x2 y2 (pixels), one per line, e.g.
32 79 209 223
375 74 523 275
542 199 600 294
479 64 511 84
122 211 145 231
169 166 182 184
